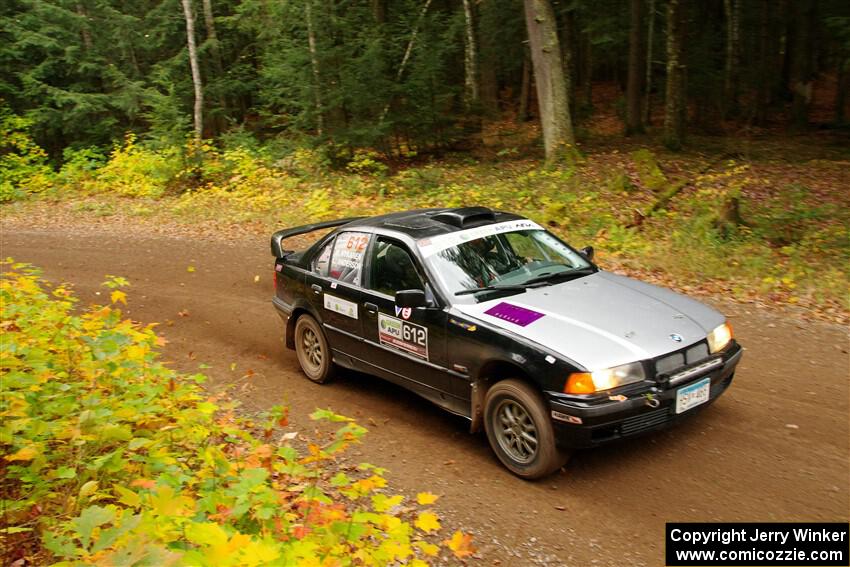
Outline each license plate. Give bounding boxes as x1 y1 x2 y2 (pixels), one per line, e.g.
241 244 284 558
675 377 711 414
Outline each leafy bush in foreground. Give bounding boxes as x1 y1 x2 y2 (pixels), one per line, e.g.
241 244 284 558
0 262 473 565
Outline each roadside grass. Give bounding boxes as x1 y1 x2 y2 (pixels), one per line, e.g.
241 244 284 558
4 134 849 322
0 262 473 564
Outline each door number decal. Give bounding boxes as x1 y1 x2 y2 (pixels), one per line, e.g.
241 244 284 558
378 313 428 360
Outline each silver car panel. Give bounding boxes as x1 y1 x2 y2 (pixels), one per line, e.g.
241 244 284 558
452 271 725 372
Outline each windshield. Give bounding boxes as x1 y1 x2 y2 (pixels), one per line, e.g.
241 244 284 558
425 228 593 301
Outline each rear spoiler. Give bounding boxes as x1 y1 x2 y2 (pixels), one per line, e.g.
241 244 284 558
271 217 364 258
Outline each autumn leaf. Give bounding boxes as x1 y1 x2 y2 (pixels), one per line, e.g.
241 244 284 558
416 492 439 505
414 511 441 533
130 478 156 490
187 265 196 273
445 530 476 558
114 484 141 508
110 290 127 304
79 480 99 498
372 494 403 512
5 446 38 461
414 540 439 557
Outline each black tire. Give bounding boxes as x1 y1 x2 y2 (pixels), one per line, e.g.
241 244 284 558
483 379 568 479
294 314 335 384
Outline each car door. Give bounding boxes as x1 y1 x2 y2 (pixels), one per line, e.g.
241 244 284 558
359 235 451 401
305 231 370 358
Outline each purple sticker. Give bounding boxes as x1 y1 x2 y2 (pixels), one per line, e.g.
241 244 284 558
484 302 545 327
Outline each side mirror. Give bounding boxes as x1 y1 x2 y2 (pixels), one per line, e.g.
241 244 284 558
579 246 595 262
395 289 426 308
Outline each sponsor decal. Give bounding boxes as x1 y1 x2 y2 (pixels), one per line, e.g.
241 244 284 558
545 355 556 364
551 410 582 425
378 313 428 360
323 294 358 319
330 282 338 289
449 317 477 332
484 302 545 327
393 305 413 320
418 219 543 257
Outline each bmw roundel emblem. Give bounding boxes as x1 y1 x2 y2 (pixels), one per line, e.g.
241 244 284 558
670 333 683 342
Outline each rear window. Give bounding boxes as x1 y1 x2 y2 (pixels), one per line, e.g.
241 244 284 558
328 231 370 285
312 239 333 276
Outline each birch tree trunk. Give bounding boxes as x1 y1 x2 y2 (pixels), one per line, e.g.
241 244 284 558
723 0 740 118
523 0 574 162
462 0 479 108
305 0 324 135
379 0 433 124
180 0 204 141
626 0 645 134
663 0 685 150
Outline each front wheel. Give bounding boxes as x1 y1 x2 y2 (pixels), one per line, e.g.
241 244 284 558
484 379 568 479
294 314 335 383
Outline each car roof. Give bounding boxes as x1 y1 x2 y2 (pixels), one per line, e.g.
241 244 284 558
347 207 526 239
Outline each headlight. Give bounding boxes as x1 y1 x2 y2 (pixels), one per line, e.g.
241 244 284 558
707 322 733 353
565 362 646 394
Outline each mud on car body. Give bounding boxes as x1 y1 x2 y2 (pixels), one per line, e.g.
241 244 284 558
270 207 742 479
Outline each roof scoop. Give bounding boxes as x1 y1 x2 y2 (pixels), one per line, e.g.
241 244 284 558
432 207 496 229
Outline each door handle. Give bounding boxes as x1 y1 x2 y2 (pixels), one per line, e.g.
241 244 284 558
364 302 378 314
311 284 322 294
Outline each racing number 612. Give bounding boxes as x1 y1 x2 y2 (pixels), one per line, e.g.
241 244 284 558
402 323 426 346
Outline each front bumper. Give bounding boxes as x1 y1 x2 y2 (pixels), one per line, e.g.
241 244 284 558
547 341 742 449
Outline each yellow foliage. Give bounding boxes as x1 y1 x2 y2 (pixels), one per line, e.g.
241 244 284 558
416 492 439 505
414 512 441 533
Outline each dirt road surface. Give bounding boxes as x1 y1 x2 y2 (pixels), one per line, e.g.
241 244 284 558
3 226 848 566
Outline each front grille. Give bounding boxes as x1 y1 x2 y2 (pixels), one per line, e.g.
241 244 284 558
655 340 712 381
619 407 672 436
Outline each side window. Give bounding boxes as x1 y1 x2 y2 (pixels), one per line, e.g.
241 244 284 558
328 232 370 285
311 238 334 276
369 238 424 296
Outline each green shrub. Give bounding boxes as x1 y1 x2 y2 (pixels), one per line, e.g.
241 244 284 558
0 262 473 565
92 135 181 197
0 108 54 200
57 147 109 187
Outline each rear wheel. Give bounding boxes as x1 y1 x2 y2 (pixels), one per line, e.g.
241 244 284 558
294 314 335 383
484 379 568 479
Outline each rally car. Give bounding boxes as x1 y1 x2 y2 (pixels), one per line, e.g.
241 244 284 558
270 207 742 479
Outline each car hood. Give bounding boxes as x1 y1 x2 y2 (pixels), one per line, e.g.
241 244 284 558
452 271 725 371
